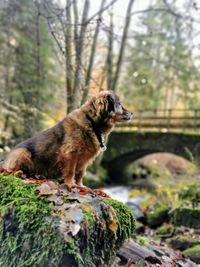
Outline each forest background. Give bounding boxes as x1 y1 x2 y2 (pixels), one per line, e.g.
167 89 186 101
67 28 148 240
0 0 200 148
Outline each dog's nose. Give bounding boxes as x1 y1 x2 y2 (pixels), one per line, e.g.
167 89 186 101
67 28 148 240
126 111 133 120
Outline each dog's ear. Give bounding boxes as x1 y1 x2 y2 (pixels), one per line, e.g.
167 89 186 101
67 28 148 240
94 92 116 119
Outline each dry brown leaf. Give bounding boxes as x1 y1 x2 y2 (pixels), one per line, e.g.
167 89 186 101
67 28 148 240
57 203 73 211
47 195 63 205
93 189 110 198
36 183 58 196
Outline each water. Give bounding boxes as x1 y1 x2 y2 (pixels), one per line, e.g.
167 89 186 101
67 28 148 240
103 186 131 203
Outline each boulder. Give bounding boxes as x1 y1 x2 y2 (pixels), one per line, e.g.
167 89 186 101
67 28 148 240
0 174 135 267
171 207 200 228
183 245 200 264
169 236 199 251
147 203 170 228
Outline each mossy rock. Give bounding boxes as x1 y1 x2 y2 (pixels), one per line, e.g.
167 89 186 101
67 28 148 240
156 223 182 238
169 236 199 251
183 245 200 264
0 174 135 267
147 204 170 228
171 207 200 228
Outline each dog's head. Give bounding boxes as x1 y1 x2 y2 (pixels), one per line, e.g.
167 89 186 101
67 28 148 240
87 91 133 123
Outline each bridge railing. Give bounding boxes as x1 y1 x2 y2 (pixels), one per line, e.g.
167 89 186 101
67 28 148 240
116 108 200 132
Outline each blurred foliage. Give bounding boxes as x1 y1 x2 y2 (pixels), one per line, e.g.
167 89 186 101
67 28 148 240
83 169 108 188
1 0 200 148
129 158 200 211
0 0 64 146
178 184 200 206
120 0 200 111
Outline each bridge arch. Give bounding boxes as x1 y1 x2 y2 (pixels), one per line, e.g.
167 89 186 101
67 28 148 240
102 132 200 182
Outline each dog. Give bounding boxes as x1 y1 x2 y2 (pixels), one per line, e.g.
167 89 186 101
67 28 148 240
2 91 133 190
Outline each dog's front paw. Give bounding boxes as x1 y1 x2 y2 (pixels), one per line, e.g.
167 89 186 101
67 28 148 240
65 182 77 192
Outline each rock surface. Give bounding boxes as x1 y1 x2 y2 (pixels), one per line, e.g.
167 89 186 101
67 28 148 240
0 174 135 267
113 238 198 266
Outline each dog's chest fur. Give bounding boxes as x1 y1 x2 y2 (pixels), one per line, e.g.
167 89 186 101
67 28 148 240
60 115 101 159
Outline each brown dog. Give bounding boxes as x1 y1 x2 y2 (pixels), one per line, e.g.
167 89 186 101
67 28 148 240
2 91 133 190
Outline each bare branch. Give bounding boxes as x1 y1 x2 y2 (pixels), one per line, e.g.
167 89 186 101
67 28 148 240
85 0 118 24
131 7 182 18
47 19 65 56
162 0 183 18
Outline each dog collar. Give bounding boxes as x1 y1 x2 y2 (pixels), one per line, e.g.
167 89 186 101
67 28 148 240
100 135 107 151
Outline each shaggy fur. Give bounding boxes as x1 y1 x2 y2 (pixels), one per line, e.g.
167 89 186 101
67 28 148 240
2 91 133 190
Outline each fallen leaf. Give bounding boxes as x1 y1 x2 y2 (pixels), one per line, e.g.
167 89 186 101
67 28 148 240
93 189 110 198
57 203 72 211
79 188 90 195
24 179 48 185
13 170 24 176
59 188 69 196
36 183 58 196
44 181 59 190
47 195 63 205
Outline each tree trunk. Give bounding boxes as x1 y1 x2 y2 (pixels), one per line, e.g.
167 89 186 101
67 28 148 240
111 0 135 91
81 0 106 104
65 0 74 113
106 11 114 90
72 0 89 110
73 0 79 61
35 0 41 108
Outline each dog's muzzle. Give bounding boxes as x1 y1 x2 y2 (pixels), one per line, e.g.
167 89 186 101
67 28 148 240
123 111 133 121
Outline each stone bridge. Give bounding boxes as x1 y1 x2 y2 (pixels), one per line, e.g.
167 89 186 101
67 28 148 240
102 132 200 182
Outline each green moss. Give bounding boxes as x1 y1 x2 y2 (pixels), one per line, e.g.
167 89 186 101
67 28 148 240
0 174 65 267
156 224 174 237
65 239 83 266
82 208 95 225
0 174 135 267
78 199 135 267
171 207 200 228
183 245 200 263
136 236 149 247
178 184 200 202
176 236 198 244
103 198 135 244
135 259 146 267
147 203 170 228
170 236 199 251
